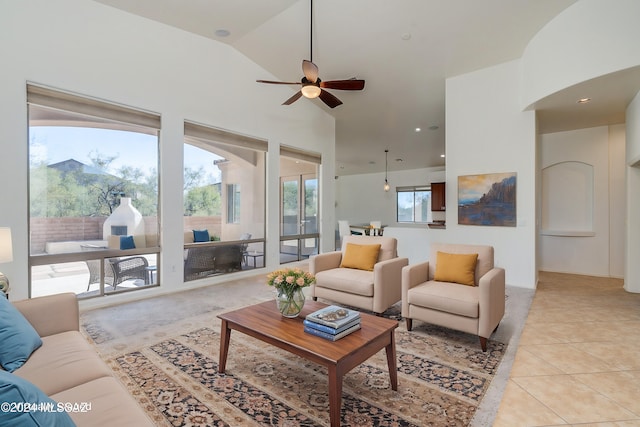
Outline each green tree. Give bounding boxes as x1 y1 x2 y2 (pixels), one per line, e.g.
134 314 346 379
183 166 221 217
184 185 221 216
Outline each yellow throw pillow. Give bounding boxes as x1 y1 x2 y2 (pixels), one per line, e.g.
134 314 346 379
434 251 478 286
340 243 382 271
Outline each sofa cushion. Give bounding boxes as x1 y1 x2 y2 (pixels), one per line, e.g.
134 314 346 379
193 229 210 243
408 281 479 318
434 251 478 286
315 268 374 297
340 243 381 271
0 296 43 372
52 377 153 427
13 331 112 396
0 370 76 426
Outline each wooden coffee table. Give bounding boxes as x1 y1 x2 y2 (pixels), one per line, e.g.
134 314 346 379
218 300 398 427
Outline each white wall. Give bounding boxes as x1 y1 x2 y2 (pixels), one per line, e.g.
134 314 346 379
446 60 537 289
335 167 445 227
539 125 625 277
335 167 445 264
626 91 640 292
0 0 336 303
520 0 640 109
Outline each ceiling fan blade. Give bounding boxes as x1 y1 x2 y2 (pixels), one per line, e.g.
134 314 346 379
320 79 365 91
302 60 319 83
282 91 303 105
318 89 343 108
257 79 301 85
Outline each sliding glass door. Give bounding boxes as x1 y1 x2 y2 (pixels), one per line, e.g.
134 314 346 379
280 154 319 263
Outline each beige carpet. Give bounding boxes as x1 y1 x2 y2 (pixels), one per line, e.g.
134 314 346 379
80 273 532 426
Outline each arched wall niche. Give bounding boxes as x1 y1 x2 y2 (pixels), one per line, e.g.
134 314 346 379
541 160 595 236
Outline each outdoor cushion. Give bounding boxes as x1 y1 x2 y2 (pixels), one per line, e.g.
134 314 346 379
0 296 43 372
119 235 136 250
193 229 210 243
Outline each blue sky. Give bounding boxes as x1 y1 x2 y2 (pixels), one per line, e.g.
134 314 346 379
29 126 221 184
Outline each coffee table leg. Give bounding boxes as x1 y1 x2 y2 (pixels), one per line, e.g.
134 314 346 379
385 331 398 391
328 366 342 427
218 319 231 373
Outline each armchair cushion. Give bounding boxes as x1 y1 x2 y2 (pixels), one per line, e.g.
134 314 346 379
340 243 381 271
408 281 479 318
434 251 478 286
315 268 375 297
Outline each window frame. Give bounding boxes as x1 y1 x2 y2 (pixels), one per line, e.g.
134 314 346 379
396 185 433 224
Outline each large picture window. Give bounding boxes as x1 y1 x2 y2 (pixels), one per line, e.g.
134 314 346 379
397 186 432 223
183 121 266 281
27 84 160 298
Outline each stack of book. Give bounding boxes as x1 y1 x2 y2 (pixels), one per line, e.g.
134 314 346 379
303 305 361 341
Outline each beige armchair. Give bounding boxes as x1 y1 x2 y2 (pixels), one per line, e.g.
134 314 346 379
310 235 408 314
401 243 505 351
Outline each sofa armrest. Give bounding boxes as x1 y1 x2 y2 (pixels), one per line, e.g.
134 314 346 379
371 257 408 313
13 293 79 337
309 251 342 275
401 261 430 316
478 267 506 338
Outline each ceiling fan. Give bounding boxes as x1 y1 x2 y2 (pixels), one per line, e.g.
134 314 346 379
256 0 365 108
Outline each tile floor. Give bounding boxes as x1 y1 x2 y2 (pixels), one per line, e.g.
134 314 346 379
494 272 640 426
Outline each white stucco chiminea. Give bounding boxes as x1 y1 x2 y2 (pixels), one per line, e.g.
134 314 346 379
102 197 144 238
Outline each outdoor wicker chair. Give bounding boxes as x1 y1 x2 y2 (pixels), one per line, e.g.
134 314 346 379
86 256 149 290
184 245 218 281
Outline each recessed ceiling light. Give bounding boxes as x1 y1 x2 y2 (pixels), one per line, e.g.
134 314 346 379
440 154 445 158
415 127 421 132
369 161 375 165
428 125 439 131
401 32 412 41
395 158 403 162
577 97 591 104
215 29 230 37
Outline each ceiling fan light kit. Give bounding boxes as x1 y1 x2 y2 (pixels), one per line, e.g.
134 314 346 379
301 81 321 99
256 0 364 108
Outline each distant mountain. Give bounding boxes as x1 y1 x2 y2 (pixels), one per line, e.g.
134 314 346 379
476 176 516 206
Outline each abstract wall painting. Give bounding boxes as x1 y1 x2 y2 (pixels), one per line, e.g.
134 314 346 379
458 172 516 226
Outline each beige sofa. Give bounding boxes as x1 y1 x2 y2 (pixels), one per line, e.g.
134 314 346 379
12 293 153 426
401 243 505 351
310 235 408 314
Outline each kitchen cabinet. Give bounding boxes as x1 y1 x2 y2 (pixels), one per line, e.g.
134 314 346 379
431 182 445 211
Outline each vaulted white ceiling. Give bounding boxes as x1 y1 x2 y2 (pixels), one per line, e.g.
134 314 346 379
93 0 637 175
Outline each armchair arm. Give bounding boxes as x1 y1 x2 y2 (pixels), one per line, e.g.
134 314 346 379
401 261 429 317
13 293 79 337
478 267 506 339
309 251 343 275
372 257 408 313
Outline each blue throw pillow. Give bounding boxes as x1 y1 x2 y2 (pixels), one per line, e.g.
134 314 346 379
193 229 210 243
0 370 76 426
119 235 136 250
0 297 42 372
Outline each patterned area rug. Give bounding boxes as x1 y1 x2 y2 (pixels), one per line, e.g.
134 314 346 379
85 313 505 426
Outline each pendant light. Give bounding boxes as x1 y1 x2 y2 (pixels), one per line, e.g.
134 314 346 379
384 149 390 192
